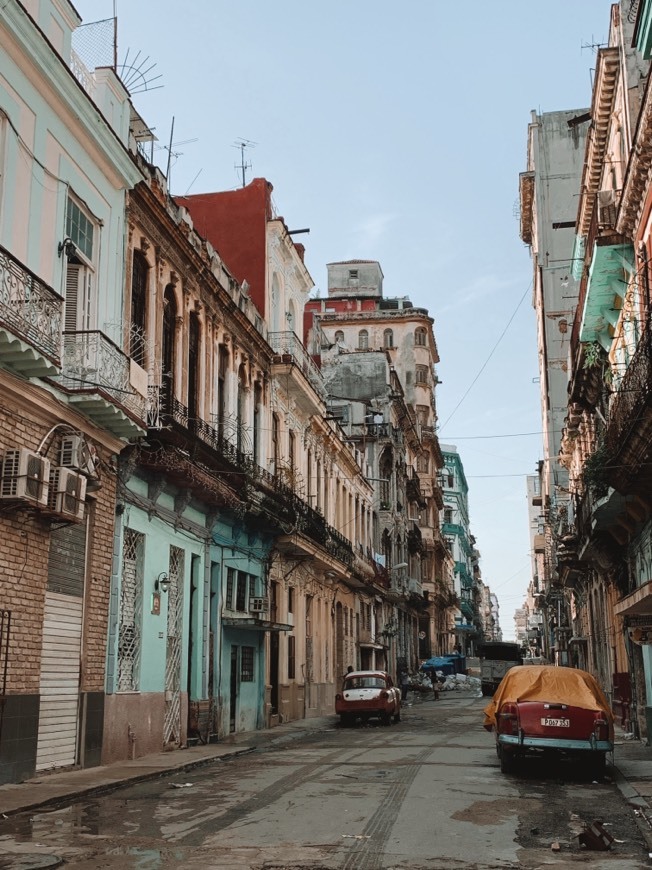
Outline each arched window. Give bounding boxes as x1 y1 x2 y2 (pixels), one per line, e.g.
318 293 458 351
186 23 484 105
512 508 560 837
236 363 248 453
383 328 393 349
334 330 344 344
188 312 201 420
162 284 177 404
358 329 369 349
130 250 149 366
415 327 427 347
272 413 280 474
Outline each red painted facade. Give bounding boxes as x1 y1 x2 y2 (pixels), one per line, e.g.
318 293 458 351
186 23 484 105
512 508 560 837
178 178 273 317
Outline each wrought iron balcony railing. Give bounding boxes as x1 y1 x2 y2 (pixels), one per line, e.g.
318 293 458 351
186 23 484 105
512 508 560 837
58 331 147 422
157 391 355 567
0 244 63 364
606 324 652 461
268 331 326 399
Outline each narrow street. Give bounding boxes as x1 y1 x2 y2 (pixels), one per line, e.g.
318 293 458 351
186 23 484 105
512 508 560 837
0 693 649 869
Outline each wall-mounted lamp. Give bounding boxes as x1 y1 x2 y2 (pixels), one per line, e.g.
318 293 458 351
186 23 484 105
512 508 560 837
390 562 408 572
155 572 170 593
58 237 77 259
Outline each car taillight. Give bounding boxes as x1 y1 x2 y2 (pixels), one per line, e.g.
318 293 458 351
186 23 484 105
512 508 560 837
379 690 389 699
593 713 609 741
335 693 342 701
498 702 519 735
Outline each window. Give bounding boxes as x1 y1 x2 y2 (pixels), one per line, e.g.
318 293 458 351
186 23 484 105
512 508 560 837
237 363 247 453
188 312 200 420
348 269 359 281
225 568 235 610
63 195 96 332
416 404 429 426
417 454 429 473
241 646 255 681
162 285 177 401
217 345 229 440
444 508 453 524
289 429 296 475
66 196 94 261
236 571 247 611
416 365 429 384
272 414 280 474
383 328 393 349
288 635 296 679
118 528 144 692
288 585 295 614
130 250 149 366
253 382 262 464
334 330 344 344
415 327 427 347
358 329 369 349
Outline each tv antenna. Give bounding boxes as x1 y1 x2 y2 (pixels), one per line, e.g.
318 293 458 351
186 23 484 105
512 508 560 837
163 117 198 189
233 139 257 187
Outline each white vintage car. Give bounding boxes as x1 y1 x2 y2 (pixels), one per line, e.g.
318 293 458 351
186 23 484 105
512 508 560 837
335 670 402 726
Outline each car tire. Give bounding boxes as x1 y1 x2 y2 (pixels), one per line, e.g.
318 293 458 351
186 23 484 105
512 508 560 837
587 752 606 780
381 710 392 726
340 714 354 728
499 746 517 774
393 706 401 723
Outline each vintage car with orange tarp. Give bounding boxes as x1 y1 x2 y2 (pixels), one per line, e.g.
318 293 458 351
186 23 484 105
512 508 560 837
483 665 614 776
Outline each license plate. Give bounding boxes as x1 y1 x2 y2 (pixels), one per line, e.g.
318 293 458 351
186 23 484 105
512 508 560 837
541 717 570 727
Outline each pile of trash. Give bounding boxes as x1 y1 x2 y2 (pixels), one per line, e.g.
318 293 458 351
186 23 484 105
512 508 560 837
409 671 481 694
439 672 481 693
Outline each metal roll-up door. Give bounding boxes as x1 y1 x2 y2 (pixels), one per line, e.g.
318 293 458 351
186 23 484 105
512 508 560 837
35 593 83 770
36 518 87 771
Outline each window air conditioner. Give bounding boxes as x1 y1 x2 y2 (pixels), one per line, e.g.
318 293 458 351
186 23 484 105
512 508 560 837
0 448 50 506
249 597 268 614
48 466 87 522
59 435 98 477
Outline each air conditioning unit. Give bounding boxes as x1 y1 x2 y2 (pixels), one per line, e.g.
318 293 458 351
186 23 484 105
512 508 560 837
48 466 87 521
0 448 50 506
59 435 98 478
249 597 268 614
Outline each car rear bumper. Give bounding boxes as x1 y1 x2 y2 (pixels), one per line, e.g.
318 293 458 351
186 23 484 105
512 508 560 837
498 734 613 752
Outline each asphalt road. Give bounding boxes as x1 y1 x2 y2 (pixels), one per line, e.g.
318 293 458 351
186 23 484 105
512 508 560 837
0 692 649 869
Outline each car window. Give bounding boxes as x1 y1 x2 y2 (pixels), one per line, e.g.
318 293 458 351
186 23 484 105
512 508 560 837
345 676 385 689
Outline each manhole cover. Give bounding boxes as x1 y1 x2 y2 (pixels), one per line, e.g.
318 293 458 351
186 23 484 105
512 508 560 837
0 855 64 869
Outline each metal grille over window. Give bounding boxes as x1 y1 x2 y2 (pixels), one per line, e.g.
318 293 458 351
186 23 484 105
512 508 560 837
164 545 184 745
241 646 254 681
118 529 144 692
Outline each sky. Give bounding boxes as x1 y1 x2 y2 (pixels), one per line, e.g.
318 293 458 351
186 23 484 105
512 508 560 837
73 0 612 640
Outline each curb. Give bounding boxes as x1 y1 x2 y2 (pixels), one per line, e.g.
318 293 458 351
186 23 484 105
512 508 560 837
612 763 652 852
0 746 254 819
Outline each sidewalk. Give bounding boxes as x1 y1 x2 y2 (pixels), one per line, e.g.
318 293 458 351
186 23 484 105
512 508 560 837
0 715 334 818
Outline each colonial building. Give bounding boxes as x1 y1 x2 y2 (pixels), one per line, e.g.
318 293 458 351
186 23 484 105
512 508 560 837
0 0 144 783
305 260 455 663
178 180 379 722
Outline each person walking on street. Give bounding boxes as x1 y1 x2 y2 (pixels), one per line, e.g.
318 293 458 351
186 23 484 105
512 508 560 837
399 669 410 704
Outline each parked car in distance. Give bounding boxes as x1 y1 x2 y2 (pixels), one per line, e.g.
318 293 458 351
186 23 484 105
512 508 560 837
483 665 614 777
335 670 401 726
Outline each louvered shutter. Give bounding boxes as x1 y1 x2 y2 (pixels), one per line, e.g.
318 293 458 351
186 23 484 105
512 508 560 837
65 264 80 332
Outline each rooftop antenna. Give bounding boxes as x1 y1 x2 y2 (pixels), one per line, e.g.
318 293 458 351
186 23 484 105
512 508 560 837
162 117 198 190
233 138 256 187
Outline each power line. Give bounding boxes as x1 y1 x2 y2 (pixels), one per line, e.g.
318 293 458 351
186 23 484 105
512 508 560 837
439 281 532 432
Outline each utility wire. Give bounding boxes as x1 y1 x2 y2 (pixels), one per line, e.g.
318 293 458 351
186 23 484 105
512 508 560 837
439 281 532 432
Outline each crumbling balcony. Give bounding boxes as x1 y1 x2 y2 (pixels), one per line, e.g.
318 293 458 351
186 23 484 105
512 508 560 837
0 245 63 377
605 325 652 492
54 331 148 439
268 331 326 407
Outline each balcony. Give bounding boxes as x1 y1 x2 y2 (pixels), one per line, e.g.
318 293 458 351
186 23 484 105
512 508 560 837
52 331 148 438
268 331 326 407
605 325 652 490
0 245 63 377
